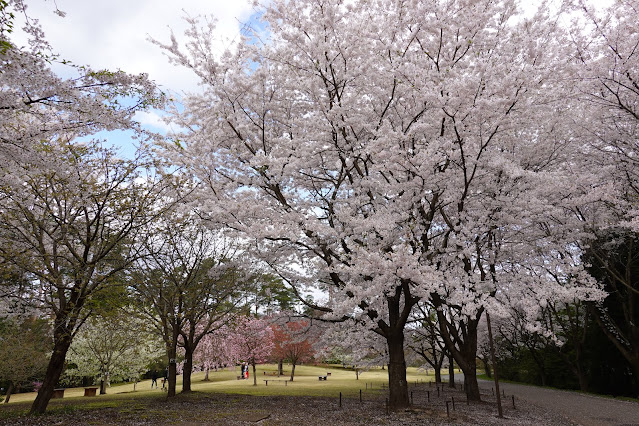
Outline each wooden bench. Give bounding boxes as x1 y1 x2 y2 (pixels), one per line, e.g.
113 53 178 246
318 376 327 381
83 387 98 397
264 379 288 386
52 388 65 399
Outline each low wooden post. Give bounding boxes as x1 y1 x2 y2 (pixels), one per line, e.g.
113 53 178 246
339 392 342 408
410 391 413 405
446 401 450 418
360 389 362 403
385 398 389 415
451 396 455 410
426 390 430 402
512 395 516 409
437 386 440 397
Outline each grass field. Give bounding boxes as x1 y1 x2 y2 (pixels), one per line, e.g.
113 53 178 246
0 364 447 423
4 364 440 405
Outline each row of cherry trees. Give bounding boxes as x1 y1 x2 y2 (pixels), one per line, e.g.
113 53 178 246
157 0 639 408
191 316 317 386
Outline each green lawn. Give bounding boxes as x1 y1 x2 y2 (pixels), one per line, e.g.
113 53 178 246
4 364 438 405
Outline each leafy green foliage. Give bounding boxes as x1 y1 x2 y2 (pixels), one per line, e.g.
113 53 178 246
0 317 50 399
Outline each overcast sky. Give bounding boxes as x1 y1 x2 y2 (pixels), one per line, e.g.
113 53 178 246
13 0 256 151
19 0 255 94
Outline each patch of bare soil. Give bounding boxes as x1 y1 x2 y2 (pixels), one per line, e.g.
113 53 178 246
1 384 575 425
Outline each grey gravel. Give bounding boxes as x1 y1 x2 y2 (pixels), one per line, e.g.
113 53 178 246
478 379 639 426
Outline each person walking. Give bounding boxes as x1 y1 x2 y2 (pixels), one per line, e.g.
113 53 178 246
151 370 158 389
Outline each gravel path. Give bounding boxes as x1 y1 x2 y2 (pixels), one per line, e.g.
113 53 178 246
477 379 639 426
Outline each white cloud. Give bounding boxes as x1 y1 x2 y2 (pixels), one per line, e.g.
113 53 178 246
134 110 186 134
18 0 255 94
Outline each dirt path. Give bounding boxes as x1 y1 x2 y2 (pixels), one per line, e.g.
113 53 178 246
478 379 639 426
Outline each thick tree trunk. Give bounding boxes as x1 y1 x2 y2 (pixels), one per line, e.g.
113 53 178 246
278 359 283 376
290 362 296 381
434 368 442 383
204 368 210 381
182 346 193 392
379 283 416 410
464 369 480 399
167 337 178 397
435 307 481 401
4 382 14 404
30 336 72 414
387 332 409 409
458 344 480 401
100 378 106 395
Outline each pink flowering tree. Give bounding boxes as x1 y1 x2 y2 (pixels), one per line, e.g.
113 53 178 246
231 317 275 386
192 323 239 381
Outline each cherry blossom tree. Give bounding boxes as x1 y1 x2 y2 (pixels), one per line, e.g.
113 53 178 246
158 0 606 406
232 317 275 386
0 0 161 174
570 0 639 228
192 322 238 381
0 0 168 414
567 0 639 391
